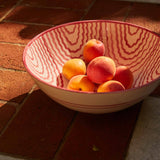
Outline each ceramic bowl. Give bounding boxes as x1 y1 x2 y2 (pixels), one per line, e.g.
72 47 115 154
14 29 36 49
23 20 160 114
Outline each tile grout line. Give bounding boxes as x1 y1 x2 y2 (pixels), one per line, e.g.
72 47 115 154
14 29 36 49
123 102 142 160
0 100 19 107
0 151 37 160
0 41 26 46
0 67 27 73
52 112 78 160
22 3 87 12
3 19 54 27
123 2 133 22
0 0 23 22
80 0 97 20
0 84 37 136
28 84 38 94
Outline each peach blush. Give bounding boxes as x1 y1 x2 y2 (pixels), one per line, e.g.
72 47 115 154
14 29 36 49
83 39 105 63
67 75 96 92
62 58 86 80
87 56 116 84
97 80 125 92
113 66 134 89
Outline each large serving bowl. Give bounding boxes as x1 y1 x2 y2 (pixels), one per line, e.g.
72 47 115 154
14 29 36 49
23 20 160 114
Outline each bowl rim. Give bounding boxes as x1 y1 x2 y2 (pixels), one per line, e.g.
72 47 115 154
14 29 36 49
23 19 160 95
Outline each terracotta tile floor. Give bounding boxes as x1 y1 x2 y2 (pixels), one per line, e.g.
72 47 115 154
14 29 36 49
0 0 160 160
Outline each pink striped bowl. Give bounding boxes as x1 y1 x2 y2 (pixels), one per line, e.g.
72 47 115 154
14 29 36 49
23 20 160 114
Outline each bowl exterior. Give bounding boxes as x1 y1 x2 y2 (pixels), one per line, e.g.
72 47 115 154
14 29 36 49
33 76 160 114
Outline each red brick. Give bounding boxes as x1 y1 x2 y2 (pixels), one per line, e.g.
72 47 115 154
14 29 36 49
21 0 93 9
0 0 18 18
126 3 160 34
84 0 131 21
0 22 51 44
0 43 25 71
150 85 160 97
55 103 142 160
0 90 75 160
5 6 85 25
0 103 16 133
0 0 18 7
0 7 9 18
0 70 35 103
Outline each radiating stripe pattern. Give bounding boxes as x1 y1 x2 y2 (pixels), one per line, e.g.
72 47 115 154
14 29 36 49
24 21 160 88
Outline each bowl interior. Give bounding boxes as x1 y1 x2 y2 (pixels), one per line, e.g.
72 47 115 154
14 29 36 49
23 20 160 90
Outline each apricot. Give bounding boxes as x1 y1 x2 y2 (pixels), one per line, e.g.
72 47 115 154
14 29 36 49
62 58 86 80
97 80 125 92
113 66 134 89
67 75 96 92
87 56 116 84
83 39 105 63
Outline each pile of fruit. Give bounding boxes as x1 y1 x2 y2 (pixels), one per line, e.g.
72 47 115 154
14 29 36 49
62 39 133 92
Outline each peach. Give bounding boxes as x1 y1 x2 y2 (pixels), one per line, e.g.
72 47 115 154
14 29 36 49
113 66 134 89
83 39 105 63
87 56 116 84
62 58 86 80
67 75 96 92
97 80 125 92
